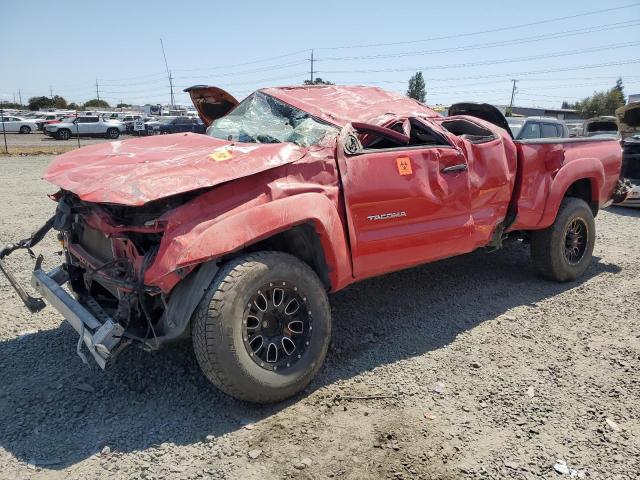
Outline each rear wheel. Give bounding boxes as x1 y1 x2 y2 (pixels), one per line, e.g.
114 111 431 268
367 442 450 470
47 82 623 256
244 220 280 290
192 252 331 403
106 128 120 139
530 197 595 282
56 129 71 140
19 125 31 134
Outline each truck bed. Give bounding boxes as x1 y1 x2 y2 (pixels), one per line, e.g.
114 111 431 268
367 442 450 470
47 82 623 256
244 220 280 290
509 136 622 230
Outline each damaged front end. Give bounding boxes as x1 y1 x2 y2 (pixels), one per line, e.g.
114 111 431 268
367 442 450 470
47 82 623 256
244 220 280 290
0 191 210 368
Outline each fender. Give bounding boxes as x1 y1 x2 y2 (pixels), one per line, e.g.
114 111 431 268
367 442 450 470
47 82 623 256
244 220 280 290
536 157 604 229
144 192 353 293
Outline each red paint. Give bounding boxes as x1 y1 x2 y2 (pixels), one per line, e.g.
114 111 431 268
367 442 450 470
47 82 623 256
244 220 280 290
43 86 623 295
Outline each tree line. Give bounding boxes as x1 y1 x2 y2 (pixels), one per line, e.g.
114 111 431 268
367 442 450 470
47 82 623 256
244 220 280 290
3 76 627 118
0 96 126 111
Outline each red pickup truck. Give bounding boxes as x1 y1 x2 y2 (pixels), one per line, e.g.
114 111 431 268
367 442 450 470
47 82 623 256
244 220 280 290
0 85 625 403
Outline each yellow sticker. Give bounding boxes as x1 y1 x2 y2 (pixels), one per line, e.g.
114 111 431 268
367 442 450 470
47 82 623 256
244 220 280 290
396 156 412 175
209 150 233 162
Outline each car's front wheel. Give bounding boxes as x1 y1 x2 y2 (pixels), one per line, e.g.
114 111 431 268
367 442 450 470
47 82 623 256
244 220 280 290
56 129 71 140
19 125 31 134
192 252 331 403
530 197 595 281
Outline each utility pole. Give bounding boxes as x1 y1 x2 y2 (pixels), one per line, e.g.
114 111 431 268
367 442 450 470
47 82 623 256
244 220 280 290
169 71 175 107
1 106 8 154
309 49 314 84
95 79 100 101
18 89 22 106
160 38 174 108
509 79 518 110
49 86 53 99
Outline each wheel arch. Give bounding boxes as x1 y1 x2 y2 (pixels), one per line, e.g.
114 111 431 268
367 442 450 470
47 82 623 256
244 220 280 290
144 192 353 294
536 157 604 229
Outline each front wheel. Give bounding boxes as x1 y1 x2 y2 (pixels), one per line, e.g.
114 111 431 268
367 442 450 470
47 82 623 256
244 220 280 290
19 125 31 134
192 252 331 403
530 197 595 282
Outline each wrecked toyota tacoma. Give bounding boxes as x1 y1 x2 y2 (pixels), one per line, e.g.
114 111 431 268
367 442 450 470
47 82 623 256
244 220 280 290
0 85 627 403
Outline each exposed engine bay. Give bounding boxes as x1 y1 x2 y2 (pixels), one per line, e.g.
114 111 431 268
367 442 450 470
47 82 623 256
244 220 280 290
49 191 217 360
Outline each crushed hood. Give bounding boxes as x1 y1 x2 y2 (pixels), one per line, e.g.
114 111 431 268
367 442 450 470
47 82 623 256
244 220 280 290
44 133 307 206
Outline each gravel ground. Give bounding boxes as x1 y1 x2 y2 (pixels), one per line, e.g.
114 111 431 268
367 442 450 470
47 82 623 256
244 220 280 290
1 156 638 480
0 131 139 152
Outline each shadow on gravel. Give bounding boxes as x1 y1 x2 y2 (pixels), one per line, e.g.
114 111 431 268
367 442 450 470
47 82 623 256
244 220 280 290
607 205 640 218
0 242 622 468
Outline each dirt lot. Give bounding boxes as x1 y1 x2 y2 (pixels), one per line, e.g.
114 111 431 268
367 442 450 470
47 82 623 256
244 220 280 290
0 156 638 480
0 132 137 155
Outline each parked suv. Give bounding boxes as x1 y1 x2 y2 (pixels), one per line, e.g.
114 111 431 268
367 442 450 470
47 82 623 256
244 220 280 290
506 117 569 140
43 116 125 140
150 116 206 134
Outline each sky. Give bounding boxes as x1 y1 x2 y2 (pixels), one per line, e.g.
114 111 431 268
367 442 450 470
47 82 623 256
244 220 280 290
1 0 639 109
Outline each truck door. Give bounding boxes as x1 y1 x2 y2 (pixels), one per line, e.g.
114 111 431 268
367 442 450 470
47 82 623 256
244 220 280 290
75 117 92 135
337 118 474 279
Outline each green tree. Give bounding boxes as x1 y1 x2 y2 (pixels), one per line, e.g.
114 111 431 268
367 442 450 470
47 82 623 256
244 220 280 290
0 101 24 109
304 77 334 85
28 95 68 111
84 99 110 108
406 72 426 102
68 102 80 110
571 79 625 118
116 102 131 108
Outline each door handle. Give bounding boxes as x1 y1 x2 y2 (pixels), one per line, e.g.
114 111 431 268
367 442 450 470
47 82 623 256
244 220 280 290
440 163 468 174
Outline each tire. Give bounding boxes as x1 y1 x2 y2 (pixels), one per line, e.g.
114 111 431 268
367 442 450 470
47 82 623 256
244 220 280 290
192 251 331 403
19 125 31 134
106 128 120 139
56 129 71 141
530 197 595 282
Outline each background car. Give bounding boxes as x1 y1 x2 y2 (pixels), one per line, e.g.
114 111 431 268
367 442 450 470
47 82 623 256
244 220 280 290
506 117 570 140
122 115 154 133
34 113 68 131
150 116 206 134
0 115 38 133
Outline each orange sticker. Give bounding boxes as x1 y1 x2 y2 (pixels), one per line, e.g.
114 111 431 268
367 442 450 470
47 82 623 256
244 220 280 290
396 156 412 175
209 149 233 162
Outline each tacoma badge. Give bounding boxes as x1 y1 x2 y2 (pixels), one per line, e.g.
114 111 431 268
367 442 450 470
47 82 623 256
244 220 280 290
367 211 407 221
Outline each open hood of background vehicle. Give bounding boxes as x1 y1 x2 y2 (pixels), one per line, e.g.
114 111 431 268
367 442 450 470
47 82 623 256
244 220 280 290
44 133 306 206
448 102 513 138
184 85 239 127
616 102 640 140
583 116 618 136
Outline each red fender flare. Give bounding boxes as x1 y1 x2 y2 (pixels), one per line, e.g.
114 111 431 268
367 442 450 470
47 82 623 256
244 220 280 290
536 157 604 229
144 193 353 293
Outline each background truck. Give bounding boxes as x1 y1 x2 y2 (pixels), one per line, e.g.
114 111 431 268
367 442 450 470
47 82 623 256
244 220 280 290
43 115 125 140
0 85 625 403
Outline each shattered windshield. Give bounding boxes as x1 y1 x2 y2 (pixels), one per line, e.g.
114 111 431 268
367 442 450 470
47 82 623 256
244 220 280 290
207 91 338 147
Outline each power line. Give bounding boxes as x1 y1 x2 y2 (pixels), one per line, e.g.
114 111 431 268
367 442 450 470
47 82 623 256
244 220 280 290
314 3 640 51
316 20 640 62
172 60 308 80
320 41 640 75
172 49 309 73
